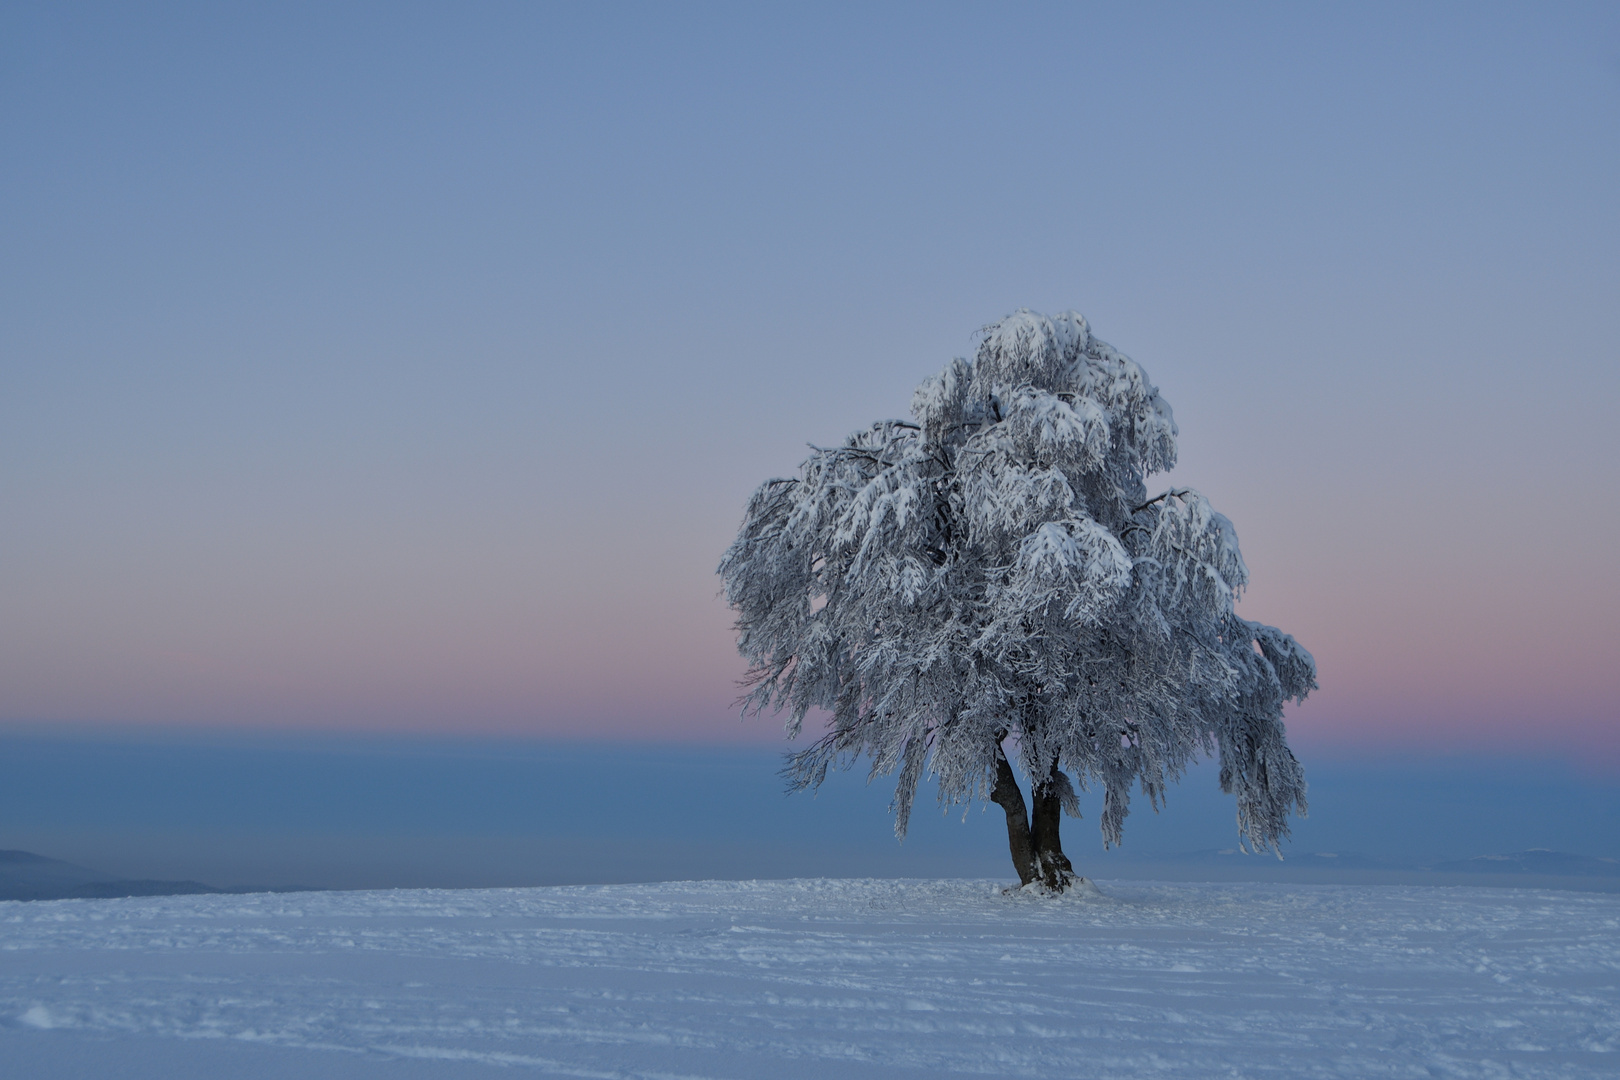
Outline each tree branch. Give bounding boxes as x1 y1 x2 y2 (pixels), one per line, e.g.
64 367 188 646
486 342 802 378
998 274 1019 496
1130 488 1190 516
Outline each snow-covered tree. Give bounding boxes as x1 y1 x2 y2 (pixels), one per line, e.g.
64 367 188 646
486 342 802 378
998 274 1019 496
719 311 1316 892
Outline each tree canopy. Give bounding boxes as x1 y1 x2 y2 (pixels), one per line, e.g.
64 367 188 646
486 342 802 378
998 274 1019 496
720 310 1315 886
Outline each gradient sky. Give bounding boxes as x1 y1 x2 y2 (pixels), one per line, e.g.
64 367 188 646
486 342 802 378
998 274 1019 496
3 3 1617 767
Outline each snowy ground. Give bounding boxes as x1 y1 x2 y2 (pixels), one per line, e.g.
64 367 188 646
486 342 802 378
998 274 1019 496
1 879 1615 1079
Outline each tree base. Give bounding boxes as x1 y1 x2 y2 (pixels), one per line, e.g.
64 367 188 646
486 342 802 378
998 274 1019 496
1002 875 1103 899
1032 849 1075 893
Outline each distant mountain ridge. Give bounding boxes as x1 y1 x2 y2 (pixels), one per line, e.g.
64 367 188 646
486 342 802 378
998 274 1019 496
1431 849 1620 877
0 849 222 901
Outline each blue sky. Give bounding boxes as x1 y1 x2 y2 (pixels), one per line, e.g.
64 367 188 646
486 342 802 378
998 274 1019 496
2 3 1617 882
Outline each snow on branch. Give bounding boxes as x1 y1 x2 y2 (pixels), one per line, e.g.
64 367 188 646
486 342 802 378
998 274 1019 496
720 310 1311 852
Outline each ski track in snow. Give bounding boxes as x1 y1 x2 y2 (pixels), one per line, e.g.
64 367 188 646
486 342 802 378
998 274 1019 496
1 878 1616 1078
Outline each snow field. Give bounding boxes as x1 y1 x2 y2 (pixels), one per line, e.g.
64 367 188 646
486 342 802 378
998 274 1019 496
1 878 1616 1078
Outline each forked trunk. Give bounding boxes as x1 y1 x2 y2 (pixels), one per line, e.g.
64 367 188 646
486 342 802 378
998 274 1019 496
990 742 1077 893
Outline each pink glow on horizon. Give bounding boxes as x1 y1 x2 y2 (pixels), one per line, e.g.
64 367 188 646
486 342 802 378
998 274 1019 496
3 466 1614 768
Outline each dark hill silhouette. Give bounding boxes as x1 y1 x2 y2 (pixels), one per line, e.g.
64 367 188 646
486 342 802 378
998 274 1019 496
0 849 221 901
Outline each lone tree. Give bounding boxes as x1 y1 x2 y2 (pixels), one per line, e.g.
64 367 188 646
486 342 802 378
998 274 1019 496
719 310 1315 892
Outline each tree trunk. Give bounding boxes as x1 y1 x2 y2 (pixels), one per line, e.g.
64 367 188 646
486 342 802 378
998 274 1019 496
990 740 1078 893
1029 762 1076 892
989 743 1037 887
